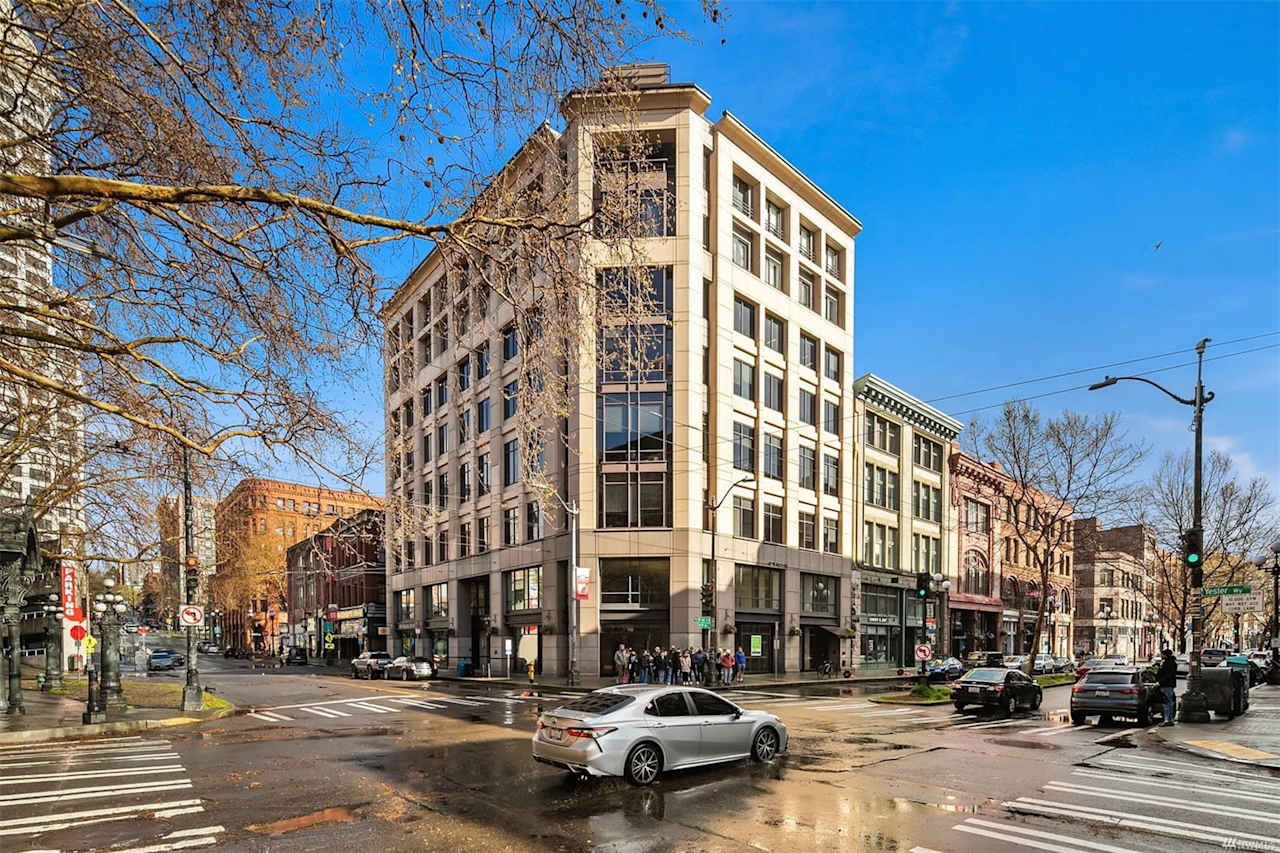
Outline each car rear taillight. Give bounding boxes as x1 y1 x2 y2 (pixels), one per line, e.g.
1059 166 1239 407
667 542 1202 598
1075 667 1088 678
1072 685 1082 694
990 684 1004 692
1118 687 1139 695
565 726 617 739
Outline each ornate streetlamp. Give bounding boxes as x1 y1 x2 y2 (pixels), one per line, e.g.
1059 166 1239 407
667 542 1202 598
92 577 129 708
1254 542 1280 685
41 593 64 691
1098 605 1116 659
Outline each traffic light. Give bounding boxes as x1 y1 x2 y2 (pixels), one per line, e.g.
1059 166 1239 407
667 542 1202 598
184 568 199 598
700 584 714 612
1181 527 1202 568
915 573 931 598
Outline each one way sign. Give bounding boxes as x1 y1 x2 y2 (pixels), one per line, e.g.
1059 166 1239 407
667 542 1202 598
179 605 205 627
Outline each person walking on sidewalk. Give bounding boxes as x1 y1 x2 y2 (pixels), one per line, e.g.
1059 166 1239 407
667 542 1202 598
614 644 628 684
1157 647 1178 726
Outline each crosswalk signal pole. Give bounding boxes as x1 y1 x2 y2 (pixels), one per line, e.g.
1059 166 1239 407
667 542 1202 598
180 442 204 712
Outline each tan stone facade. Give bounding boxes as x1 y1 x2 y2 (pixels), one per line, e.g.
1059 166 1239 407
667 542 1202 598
381 68 865 678
1072 519 1158 662
852 375 962 669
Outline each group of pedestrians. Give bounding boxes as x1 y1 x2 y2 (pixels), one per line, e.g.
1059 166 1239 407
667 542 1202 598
612 644 749 688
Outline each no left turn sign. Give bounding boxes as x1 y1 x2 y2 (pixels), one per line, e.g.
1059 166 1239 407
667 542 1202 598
179 605 205 627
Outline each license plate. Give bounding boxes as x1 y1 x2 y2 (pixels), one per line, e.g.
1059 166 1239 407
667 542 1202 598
544 727 564 742
1095 690 1109 697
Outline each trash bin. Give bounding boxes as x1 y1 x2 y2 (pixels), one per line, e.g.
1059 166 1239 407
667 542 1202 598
457 661 471 677
1200 666 1248 718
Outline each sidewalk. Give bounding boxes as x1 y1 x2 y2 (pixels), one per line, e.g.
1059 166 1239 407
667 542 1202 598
0 678 236 746
432 668 921 692
1149 683 1280 768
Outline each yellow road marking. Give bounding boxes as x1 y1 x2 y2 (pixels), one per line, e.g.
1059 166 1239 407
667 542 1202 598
1184 739 1278 761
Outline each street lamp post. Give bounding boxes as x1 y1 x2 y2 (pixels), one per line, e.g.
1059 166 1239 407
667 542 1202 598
1253 541 1280 685
180 442 203 712
1089 337 1214 722
1098 606 1115 658
41 593 64 691
706 476 755 646
93 577 128 708
547 493 581 687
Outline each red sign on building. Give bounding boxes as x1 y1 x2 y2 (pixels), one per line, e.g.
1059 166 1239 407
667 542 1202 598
61 562 84 622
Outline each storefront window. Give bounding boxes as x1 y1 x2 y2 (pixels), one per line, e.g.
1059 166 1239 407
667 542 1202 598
503 566 541 612
600 557 669 607
801 574 837 615
428 583 448 618
735 564 782 611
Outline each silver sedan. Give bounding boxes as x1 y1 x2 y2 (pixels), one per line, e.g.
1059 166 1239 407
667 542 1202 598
531 685 787 786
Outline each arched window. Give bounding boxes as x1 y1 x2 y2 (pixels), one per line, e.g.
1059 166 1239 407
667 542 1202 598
1002 576 1020 608
1026 580 1040 610
962 551 989 596
1060 588 1072 614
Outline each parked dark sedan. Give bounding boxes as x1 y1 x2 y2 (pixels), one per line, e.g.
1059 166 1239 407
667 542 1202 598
386 655 436 680
1070 666 1163 725
964 651 1006 669
951 667 1042 715
926 657 965 681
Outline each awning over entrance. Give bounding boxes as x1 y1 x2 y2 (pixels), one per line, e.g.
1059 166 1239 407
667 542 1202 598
820 625 856 639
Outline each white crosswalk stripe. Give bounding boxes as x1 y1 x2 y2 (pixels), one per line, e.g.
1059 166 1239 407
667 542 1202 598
949 740 1280 851
0 736 222 849
347 702 396 714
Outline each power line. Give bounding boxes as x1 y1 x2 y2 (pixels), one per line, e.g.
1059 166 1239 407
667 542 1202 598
926 331 1280 404
948 342 1280 417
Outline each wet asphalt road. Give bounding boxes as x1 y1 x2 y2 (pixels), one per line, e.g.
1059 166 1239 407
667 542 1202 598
7 661 1280 852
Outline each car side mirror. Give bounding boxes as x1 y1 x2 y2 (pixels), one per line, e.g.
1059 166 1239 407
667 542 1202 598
733 709 743 720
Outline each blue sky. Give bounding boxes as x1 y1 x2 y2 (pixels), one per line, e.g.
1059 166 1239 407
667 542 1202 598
652 0 1279 490
331 1 1278 496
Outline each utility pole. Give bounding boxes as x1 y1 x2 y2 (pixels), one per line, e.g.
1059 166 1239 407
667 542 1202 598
566 498 579 687
1089 338 1213 722
180 442 203 712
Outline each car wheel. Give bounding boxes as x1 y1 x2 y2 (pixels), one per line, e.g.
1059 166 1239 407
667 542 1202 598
351 668 357 679
954 702 966 712
1030 692 1042 711
1003 694 1016 716
401 670 408 681
1138 705 1151 726
624 743 662 787
751 727 780 762
1070 710 1086 725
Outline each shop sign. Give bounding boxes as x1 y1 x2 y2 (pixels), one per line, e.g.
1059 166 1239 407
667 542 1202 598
61 562 83 621
862 614 895 625
336 606 364 621
749 634 763 657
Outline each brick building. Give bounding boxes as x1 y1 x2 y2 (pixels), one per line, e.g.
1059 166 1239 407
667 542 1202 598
947 452 1008 658
286 509 386 660
997 469 1075 657
1072 519 1158 662
214 478 381 653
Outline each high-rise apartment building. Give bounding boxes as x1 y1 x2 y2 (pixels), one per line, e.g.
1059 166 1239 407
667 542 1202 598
214 478 382 652
382 65 863 678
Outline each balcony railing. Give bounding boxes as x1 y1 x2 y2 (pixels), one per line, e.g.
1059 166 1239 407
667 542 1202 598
732 196 753 218
798 245 815 262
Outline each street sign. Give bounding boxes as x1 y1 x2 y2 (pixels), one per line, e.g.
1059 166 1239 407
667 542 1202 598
179 605 205 627
1204 585 1251 597
1220 591 1265 614
83 635 97 654
696 616 713 629
914 643 933 661
70 625 86 642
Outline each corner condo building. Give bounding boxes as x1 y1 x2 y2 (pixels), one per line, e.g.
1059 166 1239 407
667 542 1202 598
382 65 863 679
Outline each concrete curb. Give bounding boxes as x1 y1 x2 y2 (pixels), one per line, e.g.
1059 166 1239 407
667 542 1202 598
868 695 953 706
1145 726 1280 769
0 706 236 746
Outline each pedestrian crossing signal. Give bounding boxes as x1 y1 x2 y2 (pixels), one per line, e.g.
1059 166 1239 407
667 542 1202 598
1182 527 1202 568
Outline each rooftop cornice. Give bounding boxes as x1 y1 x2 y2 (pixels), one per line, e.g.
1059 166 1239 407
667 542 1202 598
855 373 963 440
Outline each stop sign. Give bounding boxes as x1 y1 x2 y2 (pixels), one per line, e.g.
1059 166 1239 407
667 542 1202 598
70 625 86 642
